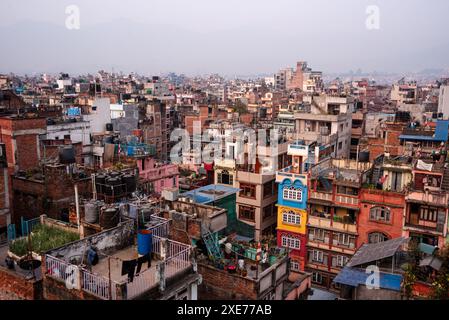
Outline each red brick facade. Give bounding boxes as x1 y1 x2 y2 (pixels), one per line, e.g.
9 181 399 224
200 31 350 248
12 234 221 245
357 189 405 247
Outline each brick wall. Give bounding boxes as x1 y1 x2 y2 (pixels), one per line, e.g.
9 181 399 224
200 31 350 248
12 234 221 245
0 266 43 300
357 189 405 247
197 263 258 300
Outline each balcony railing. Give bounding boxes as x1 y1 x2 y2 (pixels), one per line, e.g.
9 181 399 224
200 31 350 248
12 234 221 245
335 195 359 206
309 191 332 202
308 215 357 233
406 191 448 207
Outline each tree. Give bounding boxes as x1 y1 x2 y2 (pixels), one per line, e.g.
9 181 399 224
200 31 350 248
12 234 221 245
432 246 449 300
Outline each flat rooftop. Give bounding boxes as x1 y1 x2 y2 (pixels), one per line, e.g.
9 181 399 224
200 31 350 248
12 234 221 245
91 245 158 283
181 184 240 204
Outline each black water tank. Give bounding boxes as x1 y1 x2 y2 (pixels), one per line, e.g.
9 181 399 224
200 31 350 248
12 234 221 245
100 207 119 229
260 108 267 119
106 177 122 197
59 146 76 164
95 174 107 195
106 123 113 131
123 173 136 193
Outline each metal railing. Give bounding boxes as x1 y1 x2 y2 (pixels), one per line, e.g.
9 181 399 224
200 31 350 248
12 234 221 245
83 271 118 300
147 216 170 239
126 266 158 299
164 246 190 278
45 255 76 284
46 254 119 300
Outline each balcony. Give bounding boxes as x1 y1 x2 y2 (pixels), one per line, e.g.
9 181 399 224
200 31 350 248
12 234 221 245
308 215 357 234
288 142 309 157
406 191 448 207
276 166 308 184
309 191 332 202
335 195 359 207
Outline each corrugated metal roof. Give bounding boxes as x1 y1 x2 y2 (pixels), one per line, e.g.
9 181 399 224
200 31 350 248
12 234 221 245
347 237 409 267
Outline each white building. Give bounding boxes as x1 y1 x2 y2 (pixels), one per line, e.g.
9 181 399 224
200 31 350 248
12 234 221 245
83 98 111 134
438 85 449 119
294 94 354 158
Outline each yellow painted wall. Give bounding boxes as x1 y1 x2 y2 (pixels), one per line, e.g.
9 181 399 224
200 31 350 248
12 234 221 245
277 205 308 235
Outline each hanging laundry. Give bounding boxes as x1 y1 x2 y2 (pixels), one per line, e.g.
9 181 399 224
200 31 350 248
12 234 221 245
121 259 137 282
136 253 152 274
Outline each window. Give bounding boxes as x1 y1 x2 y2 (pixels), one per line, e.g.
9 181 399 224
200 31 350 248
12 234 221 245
263 204 275 221
420 206 438 222
282 210 301 225
291 260 300 271
218 170 233 185
312 272 323 284
281 234 300 249
263 181 275 199
337 186 358 196
308 228 329 243
282 185 302 202
369 206 391 223
240 183 256 199
311 250 324 263
338 142 343 150
391 171 402 192
332 255 349 268
368 232 389 244
333 233 355 248
239 205 255 222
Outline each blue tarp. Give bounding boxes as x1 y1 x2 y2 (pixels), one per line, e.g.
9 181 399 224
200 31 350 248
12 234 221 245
400 120 449 142
333 267 403 291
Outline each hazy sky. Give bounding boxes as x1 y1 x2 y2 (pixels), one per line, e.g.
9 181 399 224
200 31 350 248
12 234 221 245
1 0 448 76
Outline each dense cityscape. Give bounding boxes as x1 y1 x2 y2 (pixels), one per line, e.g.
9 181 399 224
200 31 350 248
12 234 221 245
1 1 449 307
0 62 449 301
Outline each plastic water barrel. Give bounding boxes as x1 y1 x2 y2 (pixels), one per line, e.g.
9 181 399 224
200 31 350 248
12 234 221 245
85 201 99 223
137 230 153 256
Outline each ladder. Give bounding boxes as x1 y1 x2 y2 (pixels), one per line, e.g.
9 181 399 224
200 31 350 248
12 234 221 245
202 225 223 261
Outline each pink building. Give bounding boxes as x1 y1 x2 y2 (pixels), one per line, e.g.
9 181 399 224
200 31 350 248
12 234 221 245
137 157 179 195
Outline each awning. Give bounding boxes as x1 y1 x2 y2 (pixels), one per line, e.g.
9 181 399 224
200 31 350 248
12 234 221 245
333 267 403 291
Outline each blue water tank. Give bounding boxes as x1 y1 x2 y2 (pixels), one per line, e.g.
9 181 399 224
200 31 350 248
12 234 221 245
137 230 153 256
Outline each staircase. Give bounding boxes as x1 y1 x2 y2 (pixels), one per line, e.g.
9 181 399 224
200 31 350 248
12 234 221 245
441 166 449 191
202 226 223 261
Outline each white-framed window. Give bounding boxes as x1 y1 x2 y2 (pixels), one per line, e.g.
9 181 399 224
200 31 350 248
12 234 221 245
334 255 349 267
312 272 323 284
282 185 302 202
282 210 301 225
281 234 301 249
290 260 300 271
370 206 391 222
312 250 324 263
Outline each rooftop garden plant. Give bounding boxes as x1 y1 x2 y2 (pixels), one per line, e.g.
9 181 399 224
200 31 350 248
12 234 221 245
9 224 79 257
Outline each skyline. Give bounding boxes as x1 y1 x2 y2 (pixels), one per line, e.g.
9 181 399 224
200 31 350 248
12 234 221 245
1 0 449 76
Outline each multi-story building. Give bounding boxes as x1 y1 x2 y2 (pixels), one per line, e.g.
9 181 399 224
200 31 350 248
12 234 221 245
275 141 310 272
232 136 289 241
294 94 354 159
403 158 449 248
306 158 372 291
